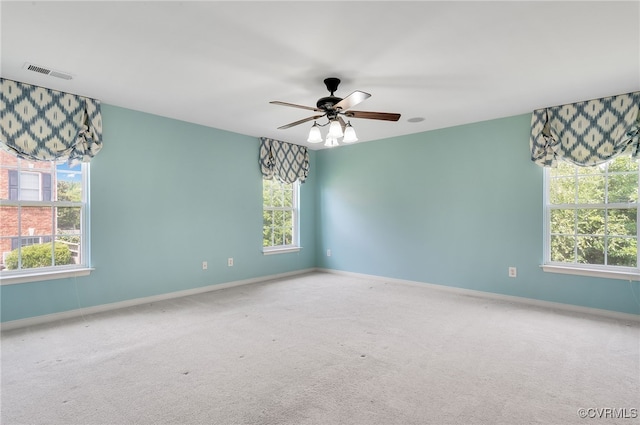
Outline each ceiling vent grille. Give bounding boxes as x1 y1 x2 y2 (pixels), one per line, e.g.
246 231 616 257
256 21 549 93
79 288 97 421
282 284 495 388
23 63 73 80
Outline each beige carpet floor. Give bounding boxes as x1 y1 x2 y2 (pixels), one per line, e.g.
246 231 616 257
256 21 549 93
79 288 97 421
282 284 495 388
1 272 638 425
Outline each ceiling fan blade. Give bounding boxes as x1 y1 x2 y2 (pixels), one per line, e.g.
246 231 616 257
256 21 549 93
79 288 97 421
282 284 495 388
277 115 325 130
344 110 401 121
270 101 322 112
333 91 371 111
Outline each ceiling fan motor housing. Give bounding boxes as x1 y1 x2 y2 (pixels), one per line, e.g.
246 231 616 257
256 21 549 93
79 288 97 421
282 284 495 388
316 77 343 111
317 96 342 111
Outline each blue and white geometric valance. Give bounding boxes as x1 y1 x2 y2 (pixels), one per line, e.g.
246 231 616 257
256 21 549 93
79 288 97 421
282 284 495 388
259 137 309 184
0 78 103 163
530 91 640 167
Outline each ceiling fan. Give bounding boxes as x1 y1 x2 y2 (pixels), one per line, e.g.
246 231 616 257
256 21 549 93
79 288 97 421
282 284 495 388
270 77 401 146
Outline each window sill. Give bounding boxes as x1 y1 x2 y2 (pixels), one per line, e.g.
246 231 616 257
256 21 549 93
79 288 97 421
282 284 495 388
263 246 302 256
0 268 94 285
541 264 640 281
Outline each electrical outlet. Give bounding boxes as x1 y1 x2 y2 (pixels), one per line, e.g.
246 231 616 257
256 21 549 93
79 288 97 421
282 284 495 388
327 249 331 257
202 261 208 270
508 267 517 278
228 258 234 267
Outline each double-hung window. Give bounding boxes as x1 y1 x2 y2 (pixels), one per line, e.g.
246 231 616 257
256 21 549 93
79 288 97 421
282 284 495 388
543 155 639 279
262 178 300 254
0 152 90 281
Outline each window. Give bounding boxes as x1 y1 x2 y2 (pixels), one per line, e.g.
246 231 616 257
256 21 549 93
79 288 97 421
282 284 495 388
544 155 639 279
262 178 299 253
0 152 90 280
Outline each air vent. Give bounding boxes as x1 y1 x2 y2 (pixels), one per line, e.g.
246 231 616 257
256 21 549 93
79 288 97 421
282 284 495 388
23 63 73 80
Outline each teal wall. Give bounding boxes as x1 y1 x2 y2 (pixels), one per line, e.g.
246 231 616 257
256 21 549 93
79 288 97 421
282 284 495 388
1 105 317 322
2 109 639 322
315 114 640 315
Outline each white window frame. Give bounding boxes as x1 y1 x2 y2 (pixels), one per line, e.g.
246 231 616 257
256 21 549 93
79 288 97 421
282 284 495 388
0 159 92 285
542 158 640 281
262 178 301 255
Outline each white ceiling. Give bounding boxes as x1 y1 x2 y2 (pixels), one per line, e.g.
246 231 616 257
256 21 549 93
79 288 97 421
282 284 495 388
1 1 639 150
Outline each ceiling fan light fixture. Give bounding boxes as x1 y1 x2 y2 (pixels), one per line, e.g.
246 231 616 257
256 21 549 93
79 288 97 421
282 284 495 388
307 122 323 143
272 76 400 148
342 121 358 143
328 119 343 138
324 135 340 148
324 136 334 148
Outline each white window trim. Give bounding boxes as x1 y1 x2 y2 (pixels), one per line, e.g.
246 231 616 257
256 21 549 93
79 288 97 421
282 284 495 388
541 264 640 281
0 160 91 281
542 161 640 279
262 246 302 255
262 179 300 251
0 267 94 285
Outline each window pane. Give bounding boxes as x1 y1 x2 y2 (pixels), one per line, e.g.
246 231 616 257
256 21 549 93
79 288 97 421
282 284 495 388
274 189 284 207
607 209 637 236
550 209 574 234
550 235 575 263
608 173 638 203
607 237 637 267
550 161 575 177
549 177 575 204
577 209 604 235
577 236 605 265
284 230 293 245
608 156 637 173
263 226 273 247
56 163 83 202
283 188 293 207
577 175 605 204
53 240 74 266
263 210 273 227
20 206 53 237
56 162 82 186
57 207 81 231
283 210 292 228
0 205 18 236
274 210 284 227
274 226 284 246
267 187 276 207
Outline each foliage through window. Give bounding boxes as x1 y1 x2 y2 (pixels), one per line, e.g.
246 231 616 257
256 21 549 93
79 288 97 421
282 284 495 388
263 178 299 251
545 155 638 271
0 152 89 274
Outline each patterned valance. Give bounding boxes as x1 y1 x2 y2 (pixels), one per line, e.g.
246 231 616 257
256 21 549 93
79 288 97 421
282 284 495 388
0 78 103 163
259 137 309 183
530 91 640 167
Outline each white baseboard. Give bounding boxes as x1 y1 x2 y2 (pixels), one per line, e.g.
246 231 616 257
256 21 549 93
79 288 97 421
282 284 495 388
318 268 640 323
0 268 316 332
4 267 637 331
